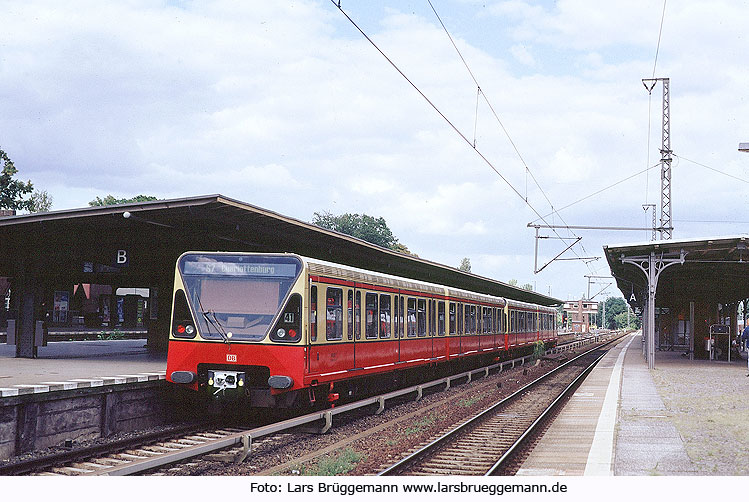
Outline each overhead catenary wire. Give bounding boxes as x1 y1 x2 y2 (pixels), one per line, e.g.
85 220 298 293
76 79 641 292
331 0 588 267
426 1 598 262
652 0 668 79
430 0 571 224
675 154 749 185
644 0 668 227
533 161 662 224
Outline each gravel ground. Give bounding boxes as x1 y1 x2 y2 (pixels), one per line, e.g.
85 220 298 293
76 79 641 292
650 353 749 475
159 358 562 476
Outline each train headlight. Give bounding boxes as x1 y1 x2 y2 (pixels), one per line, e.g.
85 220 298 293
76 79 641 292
185 325 195 335
276 328 286 338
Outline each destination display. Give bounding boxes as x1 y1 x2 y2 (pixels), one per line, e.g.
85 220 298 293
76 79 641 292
182 260 298 278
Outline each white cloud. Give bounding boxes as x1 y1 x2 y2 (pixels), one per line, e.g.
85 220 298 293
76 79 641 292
510 44 536 67
3 0 749 301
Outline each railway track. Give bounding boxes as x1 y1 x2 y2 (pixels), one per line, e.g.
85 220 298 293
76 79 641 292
378 343 611 476
2 332 622 476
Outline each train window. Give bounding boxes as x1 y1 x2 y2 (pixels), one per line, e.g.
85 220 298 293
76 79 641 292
365 293 378 339
518 311 524 332
407 298 417 337
449 303 456 334
380 294 391 339
438 301 445 336
458 303 464 334
483 307 492 334
347 291 353 340
471 305 477 334
464 304 470 335
510 310 516 333
310 285 318 342
417 299 427 337
429 299 436 336
326 288 343 341
355 291 361 340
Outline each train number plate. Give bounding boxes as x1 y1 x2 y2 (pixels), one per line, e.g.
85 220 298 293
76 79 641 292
226 354 237 362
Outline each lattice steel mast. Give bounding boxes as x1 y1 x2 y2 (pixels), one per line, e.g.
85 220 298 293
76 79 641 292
643 77 673 240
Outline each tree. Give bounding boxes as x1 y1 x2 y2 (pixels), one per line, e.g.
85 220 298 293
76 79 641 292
312 211 407 252
508 279 518 287
88 194 159 206
614 311 641 330
602 297 627 329
521 283 534 291
28 190 53 212
0 149 34 211
459 257 471 272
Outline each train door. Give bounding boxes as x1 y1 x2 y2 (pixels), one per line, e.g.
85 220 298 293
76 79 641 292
352 289 362 368
395 293 405 362
429 299 435 359
347 289 357 368
308 284 320 374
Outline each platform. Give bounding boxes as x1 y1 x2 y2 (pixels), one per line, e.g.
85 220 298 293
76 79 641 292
517 332 749 476
0 339 166 397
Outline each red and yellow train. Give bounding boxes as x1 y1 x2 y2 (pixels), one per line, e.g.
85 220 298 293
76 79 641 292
166 252 558 407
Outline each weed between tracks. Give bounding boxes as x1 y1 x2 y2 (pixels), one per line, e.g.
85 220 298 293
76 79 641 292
404 415 437 436
289 447 365 476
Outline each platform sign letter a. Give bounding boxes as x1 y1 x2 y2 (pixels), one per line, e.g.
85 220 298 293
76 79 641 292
117 249 128 266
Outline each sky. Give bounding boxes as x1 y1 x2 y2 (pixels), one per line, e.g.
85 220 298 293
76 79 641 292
2 0 749 301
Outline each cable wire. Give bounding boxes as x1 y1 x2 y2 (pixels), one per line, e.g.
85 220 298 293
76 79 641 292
652 0 668 78
674 154 749 184
331 1 587 264
533 162 662 223
424 1 591 261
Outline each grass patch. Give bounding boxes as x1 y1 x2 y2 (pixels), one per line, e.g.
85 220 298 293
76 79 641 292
532 340 545 360
295 447 364 476
459 395 482 408
405 415 436 435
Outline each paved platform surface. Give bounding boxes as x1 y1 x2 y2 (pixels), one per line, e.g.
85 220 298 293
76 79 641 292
517 332 748 476
0 340 166 397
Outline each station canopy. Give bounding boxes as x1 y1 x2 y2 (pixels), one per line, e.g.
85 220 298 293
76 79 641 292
604 235 749 308
0 194 559 307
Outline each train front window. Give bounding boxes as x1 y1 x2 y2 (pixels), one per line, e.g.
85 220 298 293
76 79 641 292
178 254 302 341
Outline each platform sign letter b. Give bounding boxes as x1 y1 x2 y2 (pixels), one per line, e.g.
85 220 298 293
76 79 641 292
116 249 128 266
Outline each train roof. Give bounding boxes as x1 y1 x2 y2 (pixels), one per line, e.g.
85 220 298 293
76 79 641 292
0 194 562 308
304 255 554 311
303 255 504 304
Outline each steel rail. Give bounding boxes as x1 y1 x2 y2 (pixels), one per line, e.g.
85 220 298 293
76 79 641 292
0 422 209 476
377 335 622 476
18 332 618 476
484 351 605 475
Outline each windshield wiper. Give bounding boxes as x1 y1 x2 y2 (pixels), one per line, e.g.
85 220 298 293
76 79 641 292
202 310 232 345
196 295 232 345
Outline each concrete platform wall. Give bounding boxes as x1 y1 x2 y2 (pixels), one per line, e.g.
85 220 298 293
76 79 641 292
0 381 191 460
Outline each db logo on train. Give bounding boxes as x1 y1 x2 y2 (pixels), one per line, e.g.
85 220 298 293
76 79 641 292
227 354 237 362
